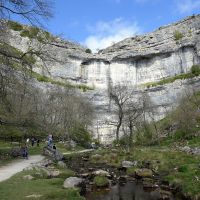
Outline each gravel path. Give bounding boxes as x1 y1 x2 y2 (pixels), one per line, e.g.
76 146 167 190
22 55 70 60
0 155 44 182
62 149 94 155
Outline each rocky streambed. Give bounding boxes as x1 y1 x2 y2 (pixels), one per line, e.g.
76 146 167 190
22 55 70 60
63 152 185 200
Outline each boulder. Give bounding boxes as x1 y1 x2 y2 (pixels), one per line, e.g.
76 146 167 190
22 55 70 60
63 177 84 189
57 161 66 168
92 169 110 177
49 170 60 177
10 147 21 157
122 160 137 168
43 146 63 161
135 168 153 178
91 154 102 160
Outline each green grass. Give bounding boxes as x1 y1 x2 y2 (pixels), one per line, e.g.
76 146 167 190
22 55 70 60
143 72 198 88
90 146 200 198
94 176 109 187
7 20 53 42
8 21 23 31
20 27 40 39
174 30 183 41
0 169 84 200
31 71 94 91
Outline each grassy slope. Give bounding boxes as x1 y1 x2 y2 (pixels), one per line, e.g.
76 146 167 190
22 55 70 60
0 168 84 200
0 141 85 200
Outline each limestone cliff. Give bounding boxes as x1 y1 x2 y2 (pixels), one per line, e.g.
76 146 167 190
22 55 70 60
5 14 200 142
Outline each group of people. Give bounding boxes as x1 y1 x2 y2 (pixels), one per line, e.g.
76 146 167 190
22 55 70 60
20 134 56 159
26 137 40 147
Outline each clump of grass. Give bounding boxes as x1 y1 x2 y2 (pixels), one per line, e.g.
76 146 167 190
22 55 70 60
20 27 40 39
127 166 138 176
8 21 23 31
94 175 109 187
174 30 183 41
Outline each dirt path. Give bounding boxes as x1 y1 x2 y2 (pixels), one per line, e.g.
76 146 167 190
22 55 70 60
0 155 44 182
62 149 94 155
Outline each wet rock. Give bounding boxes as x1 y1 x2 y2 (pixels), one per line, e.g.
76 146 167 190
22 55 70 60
143 178 158 190
63 177 84 189
159 189 173 200
118 176 128 184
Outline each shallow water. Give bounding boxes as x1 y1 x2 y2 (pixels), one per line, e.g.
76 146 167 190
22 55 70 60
85 182 174 200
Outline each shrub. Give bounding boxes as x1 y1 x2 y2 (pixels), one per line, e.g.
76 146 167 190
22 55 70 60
191 64 200 76
174 30 183 41
71 126 92 147
85 48 92 53
8 21 23 31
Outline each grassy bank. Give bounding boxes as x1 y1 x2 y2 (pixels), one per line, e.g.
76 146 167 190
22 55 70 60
90 139 200 199
0 167 84 200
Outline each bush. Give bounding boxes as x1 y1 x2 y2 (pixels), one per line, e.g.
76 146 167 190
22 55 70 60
71 126 92 147
85 48 92 53
8 21 23 31
174 30 183 41
191 64 200 76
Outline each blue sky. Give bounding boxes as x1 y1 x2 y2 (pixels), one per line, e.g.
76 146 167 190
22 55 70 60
12 0 200 52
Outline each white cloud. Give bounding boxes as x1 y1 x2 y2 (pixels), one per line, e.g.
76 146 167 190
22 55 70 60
175 0 200 14
83 18 141 52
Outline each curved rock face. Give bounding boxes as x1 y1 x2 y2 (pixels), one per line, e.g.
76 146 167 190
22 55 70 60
7 15 200 143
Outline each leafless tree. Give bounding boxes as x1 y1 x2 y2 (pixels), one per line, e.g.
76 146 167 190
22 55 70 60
0 0 53 26
108 84 135 142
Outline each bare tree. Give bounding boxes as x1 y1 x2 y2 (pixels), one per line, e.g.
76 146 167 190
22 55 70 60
108 84 133 142
124 99 143 147
0 0 53 26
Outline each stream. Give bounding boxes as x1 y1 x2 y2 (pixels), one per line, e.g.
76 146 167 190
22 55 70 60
85 181 175 200
64 153 178 200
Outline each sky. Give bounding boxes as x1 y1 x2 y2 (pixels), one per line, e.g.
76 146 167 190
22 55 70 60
12 0 200 52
